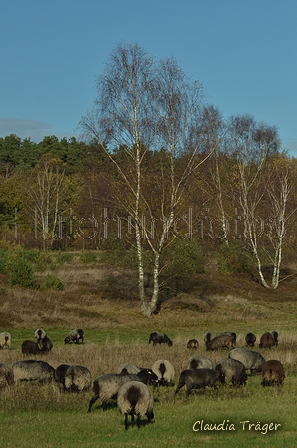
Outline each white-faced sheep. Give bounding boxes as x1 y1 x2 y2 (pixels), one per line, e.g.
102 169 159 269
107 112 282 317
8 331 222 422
22 340 41 356
245 332 256 347
35 328 46 343
0 363 14 390
215 358 247 386
175 368 225 397
151 359 175 386
261 360 285 386
88 369 158 412
117 381 154 429
187 339 199 349
229 348 266 374
12 360 55 383
64 328 84 344
187 354 214 370
0 331 11 349
148 331 172 347
40 335 53 353
64 365 92 392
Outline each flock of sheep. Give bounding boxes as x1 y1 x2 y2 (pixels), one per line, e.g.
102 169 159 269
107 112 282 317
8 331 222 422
0 328 285 429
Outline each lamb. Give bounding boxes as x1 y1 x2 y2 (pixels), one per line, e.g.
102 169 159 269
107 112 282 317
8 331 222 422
12 359 55 383
54 363 71 386
270 330 279 346
206 333 235 351
117 363 142 375
229 348 266 374
261 360 285 386
148 331 172 347
40 335 53 353
0 331 11 349
245 332 256 347
64 365 92 392
187 354 214 370
187 339 199 349
151 359 175 386
0 363 14 390
21 340 41 356
215 358 247 386
88 368 158 412
117 381 154 429
64 328 84 344
175 368 225 397
35 328 46 343
259 332 275 348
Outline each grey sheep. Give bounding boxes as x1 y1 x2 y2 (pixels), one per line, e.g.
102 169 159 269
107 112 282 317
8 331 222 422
54 363 71 386
270 330 279 346
219 332 237 346
203 332 215 345
187 354 214 370
261 360 285 386
117 381 154 429
215 358 247 386
64 365 92 392
151 359 175 386
40 335 53 353
35 328 46 343
117 363 142 375
88 368 158 412
187 339 199 349
175 368 225 397
65 328 84 344
0 331 11 349
259 332 275 348
229 348 266 374
206 333 235 351
148 331 172 347
22 340 41 356
0 363 14 390
12 359 55 383
245 332 256 347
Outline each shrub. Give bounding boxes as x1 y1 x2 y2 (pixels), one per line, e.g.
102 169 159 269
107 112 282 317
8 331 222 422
79 251 97 265
166 239 206 277
0 249 7 273
9 255 36 289
42 273 64 291
217 243 254 274
56 250 74 266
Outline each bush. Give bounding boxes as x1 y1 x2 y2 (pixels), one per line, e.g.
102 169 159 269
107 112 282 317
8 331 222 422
100 244 139 270
56 250 74 266
9 255 36 289
217 243 254 274
0 249 7 273
166 239 206 277
42 273 64 291
79 251 97 265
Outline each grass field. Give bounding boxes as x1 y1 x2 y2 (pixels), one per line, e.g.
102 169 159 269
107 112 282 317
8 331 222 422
1 256 297 447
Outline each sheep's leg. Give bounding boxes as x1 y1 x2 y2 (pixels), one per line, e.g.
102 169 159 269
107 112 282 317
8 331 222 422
125 414 128 430
88 395 99 412
136 415 141 428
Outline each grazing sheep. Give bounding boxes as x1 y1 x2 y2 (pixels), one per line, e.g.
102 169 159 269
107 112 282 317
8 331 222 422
270 330 279 346
54 364 71 386
117 363 142 375
88 369 158 412
175 368 225 397
203 332 215 346
64 365 92 392
151 360 175 386
215 358 247 386
64 328 84 344
21 340 41 356
206 333 235 351
0 331 11 349
261 360 285 386
117 381 154 429
259 332 275 349
219 332 237 346
187 354 214 370
245 332 256 347
35 328 46 343
40 335 53 353
12 360 55 383
187 339 199 349
0 363 14 390
149 331 172 347
229 348 266 374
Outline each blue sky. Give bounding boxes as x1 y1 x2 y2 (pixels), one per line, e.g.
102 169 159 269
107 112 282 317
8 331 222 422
1 0 297 155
